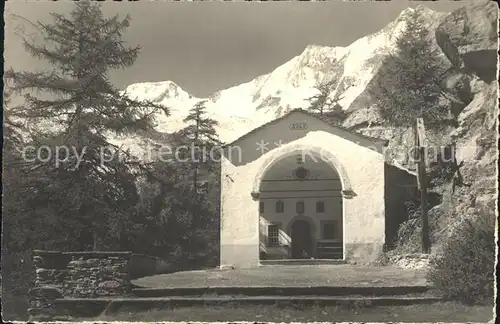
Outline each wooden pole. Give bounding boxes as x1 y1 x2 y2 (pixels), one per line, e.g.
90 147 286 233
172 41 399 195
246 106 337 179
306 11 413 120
417 146 431 254
415 118 431 254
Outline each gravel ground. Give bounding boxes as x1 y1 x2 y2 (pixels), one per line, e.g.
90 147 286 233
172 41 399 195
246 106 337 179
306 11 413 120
132 264 427 288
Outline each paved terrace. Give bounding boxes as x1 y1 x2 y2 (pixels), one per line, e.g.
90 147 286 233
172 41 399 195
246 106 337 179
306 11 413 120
132 265 427 288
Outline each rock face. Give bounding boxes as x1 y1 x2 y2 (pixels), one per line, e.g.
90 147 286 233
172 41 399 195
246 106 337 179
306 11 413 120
430 2 498 247
435 0 498 83
439 78 498 243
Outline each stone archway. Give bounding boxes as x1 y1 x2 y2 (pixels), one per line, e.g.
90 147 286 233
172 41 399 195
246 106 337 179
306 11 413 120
251 143 353 198
220 111 387 268
256 143 348 261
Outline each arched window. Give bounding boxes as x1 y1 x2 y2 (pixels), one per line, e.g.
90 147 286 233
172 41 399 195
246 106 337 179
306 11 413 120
275 201 284 213
316 201 325 213
259 201 264 214
296 201 305 214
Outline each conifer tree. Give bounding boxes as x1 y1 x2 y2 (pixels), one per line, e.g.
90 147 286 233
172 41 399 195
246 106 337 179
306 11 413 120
371 9 462 129
306 80 347 126
5 1 169 250
2 88 24 155
181 100 220 228
183 100 219 144
307 81 334 116
371 9 467 254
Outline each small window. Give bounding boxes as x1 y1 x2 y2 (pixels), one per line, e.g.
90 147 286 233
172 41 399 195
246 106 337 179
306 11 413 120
296 201 305 214
323 221 337 239
259 201 264 214
316 201 325 213
267 224 280 246
442 145 454 162
275 201 284 213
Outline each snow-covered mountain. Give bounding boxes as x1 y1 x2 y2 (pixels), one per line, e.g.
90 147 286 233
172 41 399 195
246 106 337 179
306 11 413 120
117 6 446 147
114 1 497 192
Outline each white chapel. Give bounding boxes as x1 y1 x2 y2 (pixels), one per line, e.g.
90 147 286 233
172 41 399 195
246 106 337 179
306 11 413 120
219 109 390 268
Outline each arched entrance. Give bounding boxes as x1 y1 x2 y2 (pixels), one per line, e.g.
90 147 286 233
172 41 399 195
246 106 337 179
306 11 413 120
219 111 388 268
257 148 345 261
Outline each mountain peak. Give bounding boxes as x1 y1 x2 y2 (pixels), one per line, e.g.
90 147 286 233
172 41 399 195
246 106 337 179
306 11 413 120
300 44 347 59
398 5 433 16
396 5 446 23
123 80 195 103
125 80 180 93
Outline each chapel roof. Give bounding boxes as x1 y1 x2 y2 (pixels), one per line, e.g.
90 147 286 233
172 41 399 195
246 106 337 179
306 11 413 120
223 108 389 149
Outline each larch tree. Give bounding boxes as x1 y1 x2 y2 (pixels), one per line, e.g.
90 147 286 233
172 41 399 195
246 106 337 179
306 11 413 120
181 99 220 228
306 80 347 126
370 9 466 254
5 1 169 250
307 81 334 116
371 9 463 130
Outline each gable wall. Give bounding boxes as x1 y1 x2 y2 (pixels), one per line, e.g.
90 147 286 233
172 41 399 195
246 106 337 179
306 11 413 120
225 111 384 166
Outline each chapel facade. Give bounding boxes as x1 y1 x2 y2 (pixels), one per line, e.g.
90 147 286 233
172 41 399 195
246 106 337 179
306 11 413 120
220 109 389 268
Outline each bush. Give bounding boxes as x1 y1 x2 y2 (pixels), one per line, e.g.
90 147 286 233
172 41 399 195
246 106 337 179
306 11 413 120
393 202 439 254
1 251 33 320
427 145 457 188
427 211 496 304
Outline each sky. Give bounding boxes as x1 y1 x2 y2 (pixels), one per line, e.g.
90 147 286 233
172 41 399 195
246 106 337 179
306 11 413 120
4 0 466 98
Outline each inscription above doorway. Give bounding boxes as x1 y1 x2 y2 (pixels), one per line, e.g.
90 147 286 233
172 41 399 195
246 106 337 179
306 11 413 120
289 122 308 130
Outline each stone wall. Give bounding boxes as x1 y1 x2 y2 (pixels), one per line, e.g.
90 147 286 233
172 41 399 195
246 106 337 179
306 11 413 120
29 250 133 321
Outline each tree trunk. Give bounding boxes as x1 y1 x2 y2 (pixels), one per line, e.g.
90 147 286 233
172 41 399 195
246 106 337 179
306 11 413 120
93 232 99 251
192 115 200 228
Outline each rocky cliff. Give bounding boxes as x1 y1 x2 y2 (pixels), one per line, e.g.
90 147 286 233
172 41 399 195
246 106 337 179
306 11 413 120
429 1 498 249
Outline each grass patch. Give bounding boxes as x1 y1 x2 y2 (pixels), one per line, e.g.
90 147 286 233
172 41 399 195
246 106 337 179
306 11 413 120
95 301 494 322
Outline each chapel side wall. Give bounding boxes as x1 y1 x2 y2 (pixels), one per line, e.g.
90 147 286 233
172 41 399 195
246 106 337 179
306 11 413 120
336 141 385 262
220 155 260 268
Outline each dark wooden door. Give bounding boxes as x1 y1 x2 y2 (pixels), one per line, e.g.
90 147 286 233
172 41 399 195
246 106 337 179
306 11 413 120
291 220 312 259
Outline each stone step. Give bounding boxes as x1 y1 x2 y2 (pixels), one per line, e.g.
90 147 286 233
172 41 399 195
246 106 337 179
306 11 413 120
315 254 344 259
316 246 343 250
55 295 444 318
132 285 431 297
316 242 343 247
315 252 344 258
260 259 345 265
